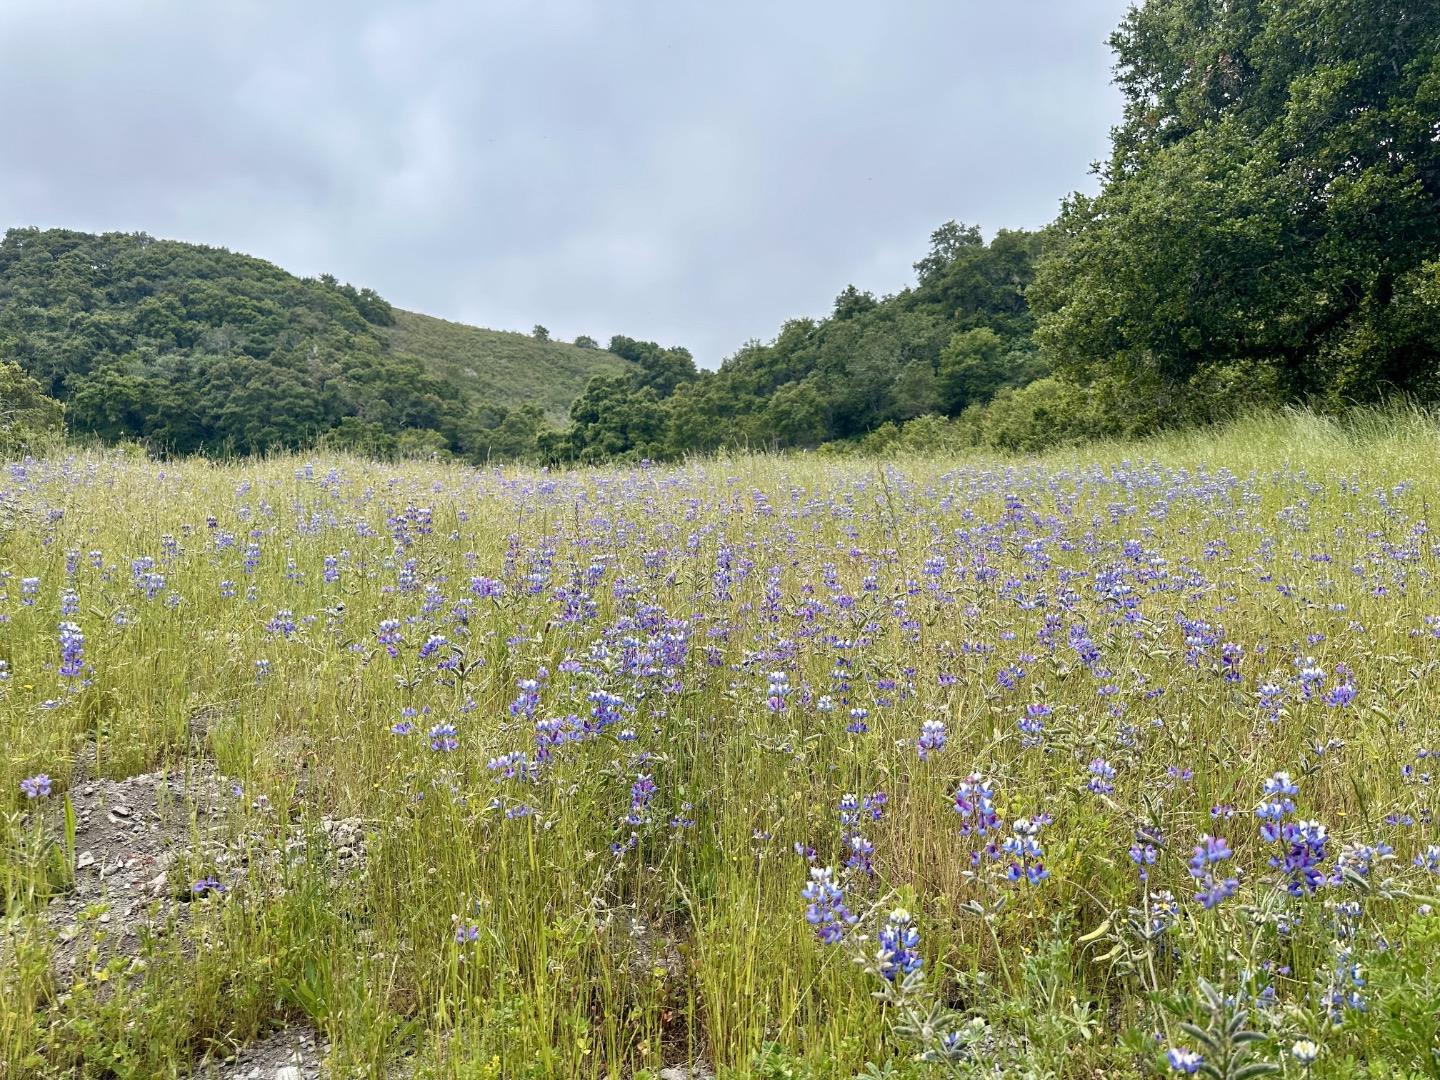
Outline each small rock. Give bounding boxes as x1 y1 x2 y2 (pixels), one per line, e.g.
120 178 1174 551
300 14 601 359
111 804 133 818
76 850 95 870
275 1067 303 1080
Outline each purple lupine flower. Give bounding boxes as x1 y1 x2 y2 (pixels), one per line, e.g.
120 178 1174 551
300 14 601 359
509 675 546 719
1166 1047 1203 1074
1324 683 1358 708
535 714 583 761
20 774 52 799
487 751 532 780
954 774 1000 837
1019 703 1049 749
1147 890 1180 936
1257 682 1285 723
1188 835 1239 909
1322 946 1367 1021
1257 772 1299 841
1086 758 1116 795
391 707 424 735
1296 659 1326 699
266 609 297 637
844 833 875 876
801 866 857 944
469 576 505 599
917 718 947 760
626 773 657 825
57 622 86 679
585 690 625 734
376 619 402 657
1269 819 1330 895
765 671 790 712
1220 641 1244 683
874 908 922 981
1002 817 1049 885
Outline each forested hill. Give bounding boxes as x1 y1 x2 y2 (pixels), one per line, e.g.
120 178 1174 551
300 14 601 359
543 225 1047 462
0 227 626 458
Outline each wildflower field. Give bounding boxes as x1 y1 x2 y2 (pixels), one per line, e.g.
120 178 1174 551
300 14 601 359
3 412 1440 1079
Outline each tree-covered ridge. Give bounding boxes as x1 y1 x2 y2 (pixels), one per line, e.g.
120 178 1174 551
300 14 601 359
546 225 1047 461
0 228 625 460
693 225 1045 445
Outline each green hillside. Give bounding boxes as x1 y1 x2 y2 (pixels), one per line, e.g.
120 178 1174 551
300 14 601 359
0 227 627 459
385 309 629 424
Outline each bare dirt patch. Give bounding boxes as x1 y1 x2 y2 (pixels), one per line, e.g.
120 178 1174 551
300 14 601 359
197 1023 327 1079
36 760 379 1077
46 764 240 975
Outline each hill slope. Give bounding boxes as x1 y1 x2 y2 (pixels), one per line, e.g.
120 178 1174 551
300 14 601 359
0 227 626 458
385 309 628 423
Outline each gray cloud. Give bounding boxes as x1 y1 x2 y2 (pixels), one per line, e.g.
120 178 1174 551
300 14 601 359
0 0 1129 366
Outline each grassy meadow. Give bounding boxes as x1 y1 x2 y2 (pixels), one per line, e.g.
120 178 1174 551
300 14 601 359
2 410 1440 1078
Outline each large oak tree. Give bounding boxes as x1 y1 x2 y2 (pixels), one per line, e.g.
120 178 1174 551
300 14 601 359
1033 0 1440 404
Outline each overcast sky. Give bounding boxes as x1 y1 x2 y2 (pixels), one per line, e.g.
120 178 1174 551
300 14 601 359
0 0 1131 367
